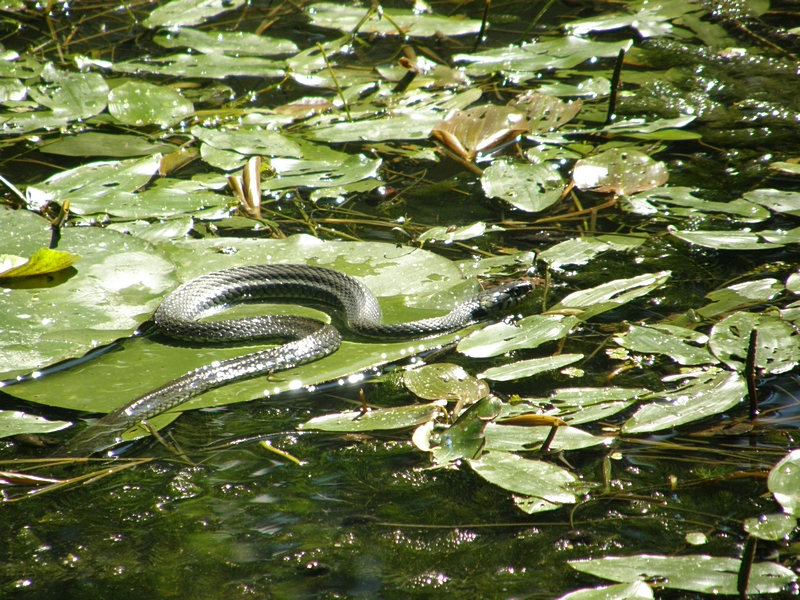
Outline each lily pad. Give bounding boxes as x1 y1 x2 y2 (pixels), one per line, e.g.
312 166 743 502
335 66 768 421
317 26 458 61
468 450 579 513
569 554 795 595
458 314 580 358
107 81 194 127
38 132 177 158
299 403 445 433
153 28 297 56
143 0 247 28
481 160 565 212
709 312 800 375
613 324 716 366
404 363 488 403
621 371 745 434
556 581 654 600
743 513 797 541
573 149 668 197
479 354 584 381
768 450 800 517
0 207 178 380
0 248 80 279
0 410 71 439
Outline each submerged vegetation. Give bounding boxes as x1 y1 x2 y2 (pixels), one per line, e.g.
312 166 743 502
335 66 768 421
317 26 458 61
2 0 800 597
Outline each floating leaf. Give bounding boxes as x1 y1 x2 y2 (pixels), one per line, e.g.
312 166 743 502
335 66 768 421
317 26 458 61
504 387 648 426
143 0 247 28
299 403 445 433
468 451 579 513
556 581 654 600
568 554 795 595
431 397 502 464
0 248 80 279
0 207 178 380
192 125 302 158
573 148 668 196
481 160 565 212
621 371 745 434
698 278 784 318
565 0 700 38
744 514 797 541
153 28 297 56
107 81 194 127
513 92 582 135
305 2 482 37
0 410 71 439
458 315 580 358
114 53 284 79
432 105 528 161
768 450 800 517
483 423 606 452
418 222 491 244
613 324 716 366
549 271 671 321
624 187 770 223
479 354 584 381
403 363 488 403
264 153 382 191
669 229 782 250
39 132 176 157
709 312 800 375
538 236 645 270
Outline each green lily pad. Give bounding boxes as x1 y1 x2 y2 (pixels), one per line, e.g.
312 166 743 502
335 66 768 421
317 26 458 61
549 271 671 321
38 132 177 157
468 450 579 513
299 403 446 433
669 229 782 250
143 0 247 28
7 236 500 422
192 125 302 158
0 207 178 380
458 315 580 358
698 279 784 318
153 28 297 56
479 354 584 381
404 363 488 403
305 3 482 37
481 161 565 213
709 312 800 375
624 187 770 223
107 81 194 127
556 581 654 600
743 513 797 541
568 554 795 595
431 397 502 464
743 188 800 216
768 450 800 517
613 324 716 366
621 371 745 434
483 423 607 452
0 410 71 439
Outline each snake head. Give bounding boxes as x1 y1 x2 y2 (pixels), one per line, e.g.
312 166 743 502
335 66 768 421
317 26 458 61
475 280 533 318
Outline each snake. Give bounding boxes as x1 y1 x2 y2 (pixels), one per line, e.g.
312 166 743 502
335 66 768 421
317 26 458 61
56 264 532 457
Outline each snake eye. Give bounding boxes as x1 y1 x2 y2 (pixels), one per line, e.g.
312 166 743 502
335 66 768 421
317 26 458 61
478 280 533 315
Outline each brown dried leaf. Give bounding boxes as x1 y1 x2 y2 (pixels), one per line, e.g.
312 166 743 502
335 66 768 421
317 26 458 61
432 105 529 161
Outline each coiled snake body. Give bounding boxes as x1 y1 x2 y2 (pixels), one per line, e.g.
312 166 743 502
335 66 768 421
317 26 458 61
58 264 531 456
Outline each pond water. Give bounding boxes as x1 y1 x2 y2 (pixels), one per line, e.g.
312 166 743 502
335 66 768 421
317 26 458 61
2 0 800 598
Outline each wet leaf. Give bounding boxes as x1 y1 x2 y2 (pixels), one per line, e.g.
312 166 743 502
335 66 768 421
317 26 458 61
306 3 482 37
0 208 178 380
7 236 490 416
538 236 646 270
549 271 671 321
556 581 654 600
458 315 580 358
107 81 194 127
709 312 800 375
768 450 800 517
39 132 177 158
106 217 193 243
403 363 489 403
479 354 584 381
623 187 770 223
483 422 606 452
299 403 445 432
0 410 71 439
154 28 297 56
504 387 648 426
565 0 701 38
0 248 80 279
192 125 302 158
568 554 795 595
669 229 782 250
432 105 528 161
481 160 565 213
613 324 716 366
114 53 284 79
418 222 492 244
621 371 745 434
431 397 502 464
744 514 797 541
264 153 382 191
454 37 633 77
698 279 784 318
143 0 247 28
468 451 579 512
513 92 582 135
573 149 668 197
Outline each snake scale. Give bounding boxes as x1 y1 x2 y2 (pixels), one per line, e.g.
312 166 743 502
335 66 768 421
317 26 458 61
56 264 532 457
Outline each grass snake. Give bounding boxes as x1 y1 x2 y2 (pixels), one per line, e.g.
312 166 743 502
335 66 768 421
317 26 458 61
56 264 532 457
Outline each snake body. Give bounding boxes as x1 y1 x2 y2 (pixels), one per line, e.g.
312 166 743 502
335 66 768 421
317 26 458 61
57 264 531 456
